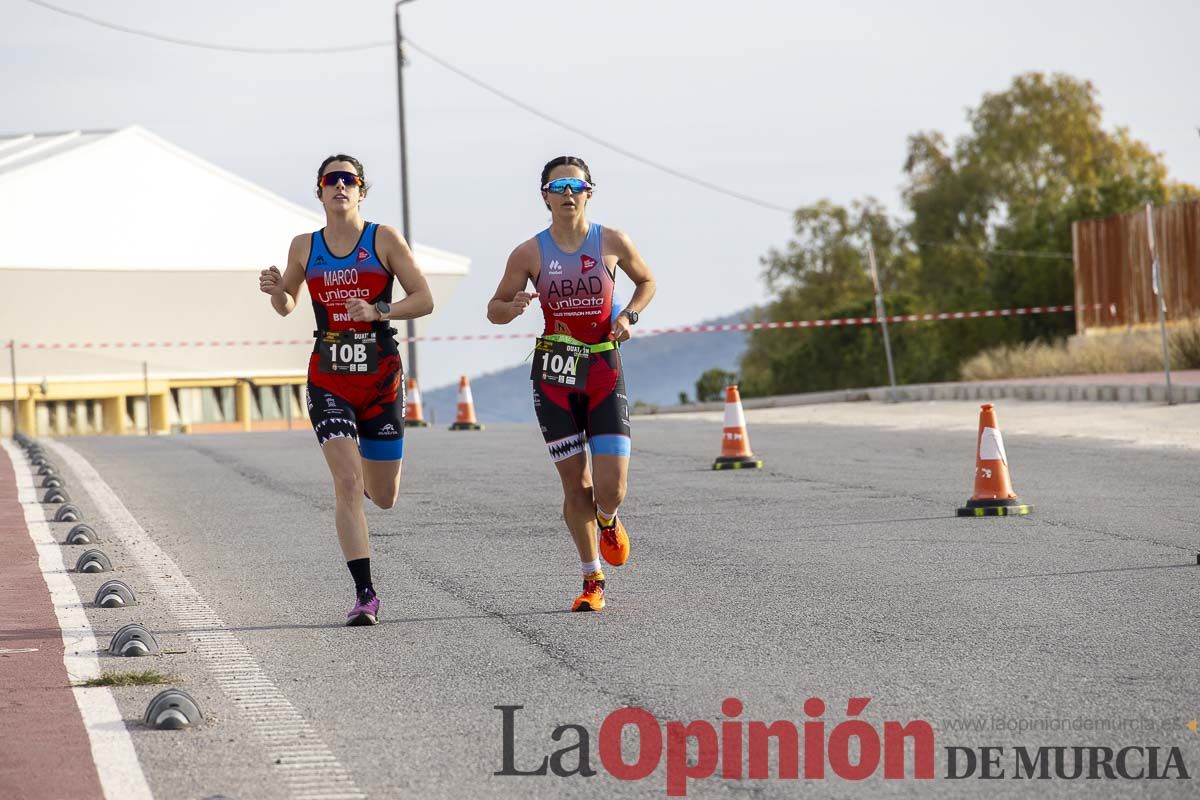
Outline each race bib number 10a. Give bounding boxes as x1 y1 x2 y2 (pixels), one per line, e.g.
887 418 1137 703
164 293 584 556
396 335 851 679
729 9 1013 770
318 331 378 375
531 337 590 387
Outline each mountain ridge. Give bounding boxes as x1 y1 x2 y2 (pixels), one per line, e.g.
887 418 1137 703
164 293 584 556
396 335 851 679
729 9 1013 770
421 309 754 423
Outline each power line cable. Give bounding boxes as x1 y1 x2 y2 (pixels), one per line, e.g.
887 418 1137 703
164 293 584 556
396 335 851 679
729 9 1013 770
403 39 795 214
914 241 1073 260
23 0 1075 259
25 0 391 53
27 0 795 212
26 0 791 211
406 41 1073 258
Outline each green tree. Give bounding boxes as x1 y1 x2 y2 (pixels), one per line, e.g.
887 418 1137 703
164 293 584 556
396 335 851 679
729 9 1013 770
695 368 738 402
743 71 1200 397
740 199 917 395
743 294 945 395
904 72 1198 366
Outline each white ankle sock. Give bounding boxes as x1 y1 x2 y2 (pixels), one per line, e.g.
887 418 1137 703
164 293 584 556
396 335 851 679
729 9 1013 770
596 506 617 526
581 558 601 576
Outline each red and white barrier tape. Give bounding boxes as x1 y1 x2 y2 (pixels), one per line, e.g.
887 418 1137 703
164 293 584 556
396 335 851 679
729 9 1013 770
4 303 1110 349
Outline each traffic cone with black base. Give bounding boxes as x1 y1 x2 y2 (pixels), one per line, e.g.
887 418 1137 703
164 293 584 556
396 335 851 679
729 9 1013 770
957 403 1032 517
405 377 429 427
449 375 484 431
712 385 762 470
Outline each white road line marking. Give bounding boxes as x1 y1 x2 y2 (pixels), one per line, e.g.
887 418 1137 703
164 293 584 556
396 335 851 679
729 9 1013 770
2 441 154 800
46 441 368 800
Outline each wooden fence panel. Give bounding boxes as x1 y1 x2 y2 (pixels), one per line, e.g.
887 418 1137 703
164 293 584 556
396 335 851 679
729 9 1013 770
1072 200 1200 333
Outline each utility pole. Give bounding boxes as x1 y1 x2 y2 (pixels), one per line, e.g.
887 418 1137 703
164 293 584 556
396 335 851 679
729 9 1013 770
1146 203 1173 405
866 242 898 402
395 0 418 382
143 361 151 436
8 341 17 437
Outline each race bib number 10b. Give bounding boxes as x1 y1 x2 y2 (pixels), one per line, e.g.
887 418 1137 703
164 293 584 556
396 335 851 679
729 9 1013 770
318 331 378 375
531 337 591 387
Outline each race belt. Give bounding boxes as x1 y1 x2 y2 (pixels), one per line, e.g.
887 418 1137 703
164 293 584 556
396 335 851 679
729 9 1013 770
316 330 378 375
531 334 615 387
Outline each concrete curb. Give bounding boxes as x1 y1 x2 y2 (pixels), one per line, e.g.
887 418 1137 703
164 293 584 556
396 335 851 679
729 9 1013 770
641 380 1200 416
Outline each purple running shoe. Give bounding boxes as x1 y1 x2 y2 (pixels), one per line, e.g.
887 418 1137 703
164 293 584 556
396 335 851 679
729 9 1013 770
346 588 379 626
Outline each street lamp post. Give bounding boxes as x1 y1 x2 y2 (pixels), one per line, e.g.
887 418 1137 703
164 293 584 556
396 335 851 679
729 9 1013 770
394 0 418 382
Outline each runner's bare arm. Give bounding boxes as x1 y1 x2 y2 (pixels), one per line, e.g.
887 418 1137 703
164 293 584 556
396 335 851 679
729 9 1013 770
366 224 434 322
487 239 540 325
260 234 308 317
605 228 656 344
606 228 656 315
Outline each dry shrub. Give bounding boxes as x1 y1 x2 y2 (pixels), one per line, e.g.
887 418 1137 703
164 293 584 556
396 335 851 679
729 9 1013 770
1171 316 1200 368
961 318 1200 380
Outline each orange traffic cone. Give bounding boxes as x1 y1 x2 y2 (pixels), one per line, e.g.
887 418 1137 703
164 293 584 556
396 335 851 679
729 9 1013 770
405 376 429 427
712 385 762 470
449 375 484 431
957 403 1032 517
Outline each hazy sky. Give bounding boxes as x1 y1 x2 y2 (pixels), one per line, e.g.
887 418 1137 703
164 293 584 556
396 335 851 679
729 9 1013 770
4 0 1199 390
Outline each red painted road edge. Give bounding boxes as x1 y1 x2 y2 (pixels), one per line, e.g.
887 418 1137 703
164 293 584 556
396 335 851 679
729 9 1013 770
0 450 105 800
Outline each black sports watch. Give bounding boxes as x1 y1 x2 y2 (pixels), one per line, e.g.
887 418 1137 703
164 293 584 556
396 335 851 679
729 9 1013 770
620 309 639 325
374 301 391 320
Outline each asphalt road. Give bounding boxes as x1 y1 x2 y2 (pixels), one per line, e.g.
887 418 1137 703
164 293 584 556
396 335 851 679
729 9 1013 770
50 412 1200 799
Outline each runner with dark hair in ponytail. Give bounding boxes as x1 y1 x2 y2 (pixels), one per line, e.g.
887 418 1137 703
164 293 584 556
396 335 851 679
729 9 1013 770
259 154 433 626
487 155 658 612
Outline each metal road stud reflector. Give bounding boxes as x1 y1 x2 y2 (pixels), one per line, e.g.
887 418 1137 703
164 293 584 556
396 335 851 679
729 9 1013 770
109 623 160 657
43 487 70 504
65 523 98 545
37 465 58 477
94 580 137 608
144 688 203 730
75 549 112 573
41 474 64 488
54 504 83 523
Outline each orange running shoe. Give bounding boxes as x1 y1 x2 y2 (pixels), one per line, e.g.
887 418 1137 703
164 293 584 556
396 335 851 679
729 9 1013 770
571 571 606 612
598 517 630 567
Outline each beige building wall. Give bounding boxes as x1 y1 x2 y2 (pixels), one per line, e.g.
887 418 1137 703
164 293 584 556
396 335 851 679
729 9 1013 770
0 126 469 437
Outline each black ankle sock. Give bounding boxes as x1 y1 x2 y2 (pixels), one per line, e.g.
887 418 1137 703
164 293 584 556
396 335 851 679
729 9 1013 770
347 558 373 595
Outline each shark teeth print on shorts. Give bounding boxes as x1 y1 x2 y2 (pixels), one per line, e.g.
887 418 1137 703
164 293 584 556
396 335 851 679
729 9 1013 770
547 433 585 462
315 417 358 446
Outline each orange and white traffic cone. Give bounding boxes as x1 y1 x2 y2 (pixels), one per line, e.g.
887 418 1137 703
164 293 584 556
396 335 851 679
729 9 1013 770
449 375 484 431
712 385 762 470
957 403 1032 517
404 376 429 427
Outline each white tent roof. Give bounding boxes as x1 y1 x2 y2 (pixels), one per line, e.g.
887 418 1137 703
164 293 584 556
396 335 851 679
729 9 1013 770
0 126 468 383
0 125 469 275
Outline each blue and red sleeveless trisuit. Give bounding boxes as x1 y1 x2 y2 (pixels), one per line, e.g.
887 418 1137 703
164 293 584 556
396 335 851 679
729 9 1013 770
531 222 630 462
304 222 405 461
